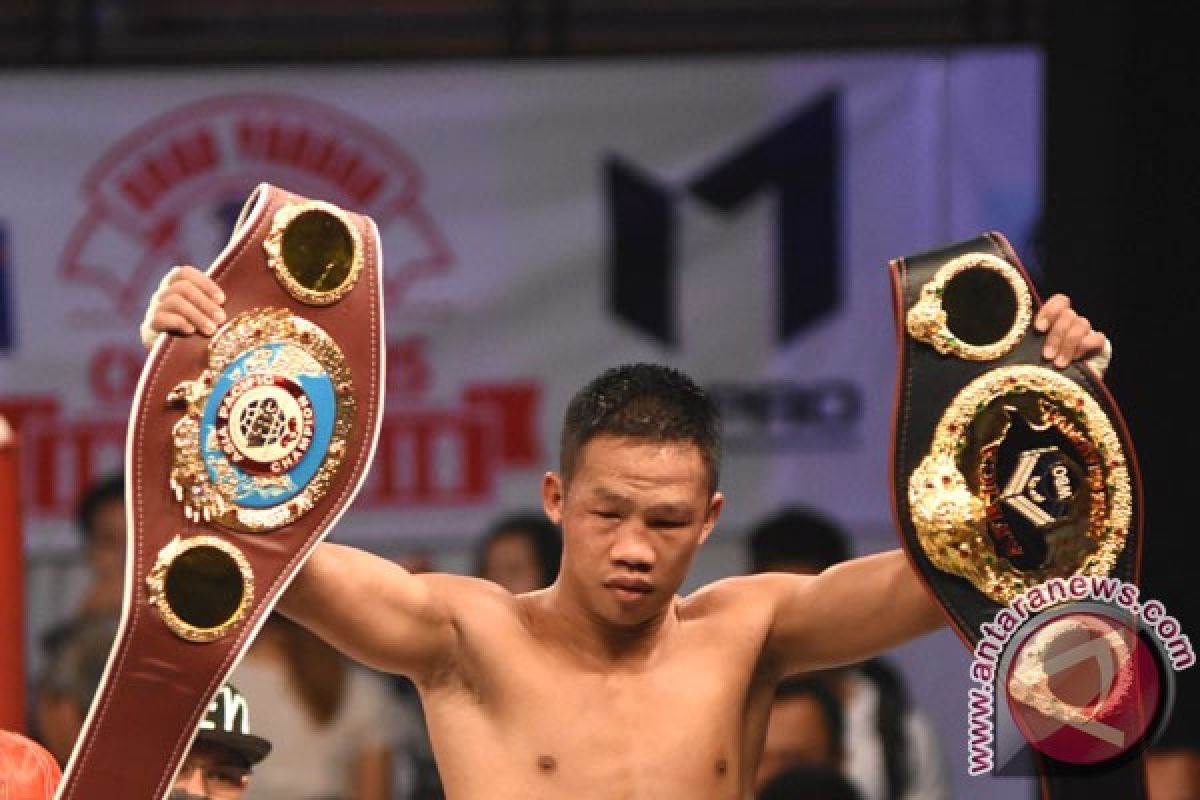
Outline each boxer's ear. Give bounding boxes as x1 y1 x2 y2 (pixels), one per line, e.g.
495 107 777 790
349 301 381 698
698 491 724 546
542 471 565 525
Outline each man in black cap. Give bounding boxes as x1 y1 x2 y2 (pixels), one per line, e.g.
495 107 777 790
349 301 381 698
170 683 272 800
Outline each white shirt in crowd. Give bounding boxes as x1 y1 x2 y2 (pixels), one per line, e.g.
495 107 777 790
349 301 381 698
843 670 950 800
232 659 401 800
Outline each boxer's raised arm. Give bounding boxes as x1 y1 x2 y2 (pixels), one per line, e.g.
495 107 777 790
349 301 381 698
278 543 462 683
761 294 1112 676
762 550 944 676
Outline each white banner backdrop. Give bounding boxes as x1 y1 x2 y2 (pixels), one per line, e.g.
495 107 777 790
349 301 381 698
0 52 1041 552
1 53 1042 798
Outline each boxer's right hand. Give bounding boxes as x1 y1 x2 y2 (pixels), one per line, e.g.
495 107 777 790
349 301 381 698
139 266 227 350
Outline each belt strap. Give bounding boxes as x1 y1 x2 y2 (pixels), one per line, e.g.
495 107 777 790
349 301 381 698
57 184 386 799
889 232 1147 799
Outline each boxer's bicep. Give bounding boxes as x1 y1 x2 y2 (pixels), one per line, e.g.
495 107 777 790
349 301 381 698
765 550 944 676
277 542 460 681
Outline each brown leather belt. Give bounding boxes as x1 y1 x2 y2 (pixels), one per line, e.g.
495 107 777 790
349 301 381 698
889 232 1148 799
57 184 386 799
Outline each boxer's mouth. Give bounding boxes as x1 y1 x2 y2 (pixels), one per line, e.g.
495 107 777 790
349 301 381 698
605 577 653 599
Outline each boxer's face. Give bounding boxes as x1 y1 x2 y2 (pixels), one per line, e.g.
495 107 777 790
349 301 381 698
544 434 722 626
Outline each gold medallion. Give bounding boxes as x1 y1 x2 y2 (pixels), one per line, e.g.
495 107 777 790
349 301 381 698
907 366 1132 604
906 251 1033 361
264 201 365 306
146 535 255 643
167 308 355 532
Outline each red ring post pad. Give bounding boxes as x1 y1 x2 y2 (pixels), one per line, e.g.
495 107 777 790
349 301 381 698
57 184 385 800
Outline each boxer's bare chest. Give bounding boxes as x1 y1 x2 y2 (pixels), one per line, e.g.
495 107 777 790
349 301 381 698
420 599 775 799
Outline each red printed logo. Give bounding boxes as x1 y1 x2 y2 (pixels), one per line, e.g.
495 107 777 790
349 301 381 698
3 94 543 521
60 93 451 321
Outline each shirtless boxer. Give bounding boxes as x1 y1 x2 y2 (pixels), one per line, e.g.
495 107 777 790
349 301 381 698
144 266 1109 799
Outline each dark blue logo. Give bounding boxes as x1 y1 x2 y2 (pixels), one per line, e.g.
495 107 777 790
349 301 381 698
604 93 858 450
605 92 842 348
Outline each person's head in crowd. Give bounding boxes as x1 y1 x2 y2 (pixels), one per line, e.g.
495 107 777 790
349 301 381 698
748 507 850 575
34 614 117 765
476 512 562 594
75 473 127 615
757 764 864 800
171 683 271 800
1146 715 1200 800
756 676 846 791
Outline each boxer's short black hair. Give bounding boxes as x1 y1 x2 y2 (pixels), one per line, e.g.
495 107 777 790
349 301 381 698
560 364 721 493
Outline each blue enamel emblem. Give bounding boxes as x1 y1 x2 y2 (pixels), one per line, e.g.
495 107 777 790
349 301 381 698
200 343 337 509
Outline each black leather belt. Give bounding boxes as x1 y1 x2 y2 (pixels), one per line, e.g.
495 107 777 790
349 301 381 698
889 232 1147 799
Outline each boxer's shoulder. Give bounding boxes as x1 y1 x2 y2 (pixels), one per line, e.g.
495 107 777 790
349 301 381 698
420 571 525 622
680 575 785 633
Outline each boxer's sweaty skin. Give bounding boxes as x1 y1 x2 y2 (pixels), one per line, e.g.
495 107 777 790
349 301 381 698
278 436 943 800
148 266 1106 800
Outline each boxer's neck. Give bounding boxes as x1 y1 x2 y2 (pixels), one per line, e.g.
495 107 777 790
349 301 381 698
537 582 680 667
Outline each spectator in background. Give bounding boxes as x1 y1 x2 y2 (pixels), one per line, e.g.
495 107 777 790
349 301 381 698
756 676 845 791
749 508 849 577
232 614 398 800
31 618 271 800
35 474 127 765
172 683 272 800
474 512 561 594
71 473 127 619
747 508 949 800
32 615 117 765
39 474 126 659
758 764 865 800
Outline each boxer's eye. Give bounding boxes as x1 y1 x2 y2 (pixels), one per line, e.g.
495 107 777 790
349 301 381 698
942 267 1018 347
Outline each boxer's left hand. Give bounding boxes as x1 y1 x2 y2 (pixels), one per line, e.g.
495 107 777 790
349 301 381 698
1034 294 1111 374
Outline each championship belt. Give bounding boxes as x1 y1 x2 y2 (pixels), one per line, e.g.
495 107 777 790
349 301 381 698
889 233 1148 799
57 184 385 799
